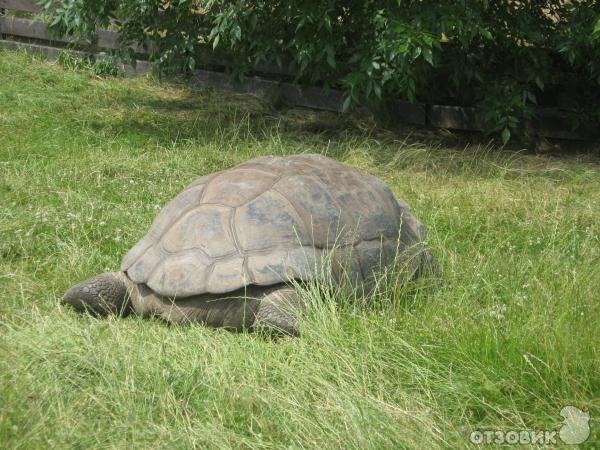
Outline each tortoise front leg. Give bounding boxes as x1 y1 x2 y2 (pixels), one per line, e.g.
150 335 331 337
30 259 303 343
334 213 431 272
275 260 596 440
253 286 304 336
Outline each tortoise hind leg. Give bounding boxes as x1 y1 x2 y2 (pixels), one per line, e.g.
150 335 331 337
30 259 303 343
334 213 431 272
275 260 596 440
253 286 304 336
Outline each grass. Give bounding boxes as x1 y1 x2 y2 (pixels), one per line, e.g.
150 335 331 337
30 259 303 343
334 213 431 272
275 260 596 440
0 49 599 449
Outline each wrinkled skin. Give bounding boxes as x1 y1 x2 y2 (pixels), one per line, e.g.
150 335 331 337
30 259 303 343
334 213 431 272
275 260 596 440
63 272 302 335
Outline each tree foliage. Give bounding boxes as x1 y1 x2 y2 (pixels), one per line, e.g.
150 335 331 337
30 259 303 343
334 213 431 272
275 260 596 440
41 0 600 140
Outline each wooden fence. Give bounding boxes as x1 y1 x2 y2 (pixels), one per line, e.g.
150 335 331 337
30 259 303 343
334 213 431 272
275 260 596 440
0 0 596 140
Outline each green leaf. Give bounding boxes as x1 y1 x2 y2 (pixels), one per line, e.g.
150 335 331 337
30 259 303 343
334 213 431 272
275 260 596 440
397 43 408 54
232 25 241 42
373 83 382 99
300 57 308 73
501 127 511 144
412 47 422 60
594 18 600 36
481 29 493 41
423 48 433 65
408 78 416 94
534 77 544 90
342 95 352 112
325 45 335 69
365 80 373 97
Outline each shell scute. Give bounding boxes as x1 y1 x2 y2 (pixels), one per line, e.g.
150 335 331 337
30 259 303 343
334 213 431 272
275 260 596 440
122 154 427 297
160 205 235 258
234 189 308 252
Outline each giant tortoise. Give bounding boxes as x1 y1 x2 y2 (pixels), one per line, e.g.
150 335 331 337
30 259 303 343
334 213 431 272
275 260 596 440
63 154 434 335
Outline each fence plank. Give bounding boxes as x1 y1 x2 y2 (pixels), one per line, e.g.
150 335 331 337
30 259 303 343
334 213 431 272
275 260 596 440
95 28 119 49
524 109 597 140
254 61 291 77
94 29 147 53
96 52 151 76
0 38 87 59
427 105 483 131
391 99 426 125
0 16 148 52
97 28 149 52
280 82 344 111
192 69 281 97
192 70 344 111
427 104 595 140
0 0 40 12
0 39 151 75
0 16 72 43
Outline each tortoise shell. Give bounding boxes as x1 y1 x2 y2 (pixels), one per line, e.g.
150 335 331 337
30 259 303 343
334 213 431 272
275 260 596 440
121 154 426 297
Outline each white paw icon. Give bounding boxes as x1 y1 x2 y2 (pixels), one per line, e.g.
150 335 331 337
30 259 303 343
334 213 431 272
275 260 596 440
559 406 590 445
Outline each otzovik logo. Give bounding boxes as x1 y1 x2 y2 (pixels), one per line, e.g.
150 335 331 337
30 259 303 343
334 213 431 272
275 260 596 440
559 406 591 445
469 406 591 446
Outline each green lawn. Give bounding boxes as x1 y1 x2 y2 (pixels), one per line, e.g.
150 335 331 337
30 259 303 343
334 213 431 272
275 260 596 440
1 49 598 449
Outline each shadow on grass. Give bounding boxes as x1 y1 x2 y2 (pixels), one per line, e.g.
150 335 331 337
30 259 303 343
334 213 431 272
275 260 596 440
115 77 600 156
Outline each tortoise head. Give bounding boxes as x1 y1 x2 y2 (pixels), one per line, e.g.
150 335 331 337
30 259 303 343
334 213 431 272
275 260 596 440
62 272 132 316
